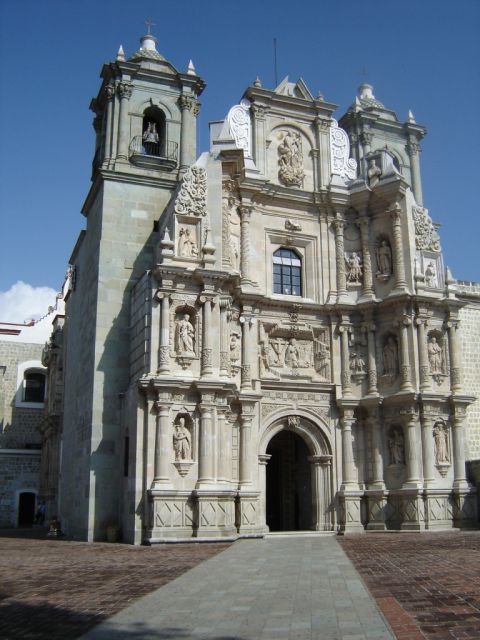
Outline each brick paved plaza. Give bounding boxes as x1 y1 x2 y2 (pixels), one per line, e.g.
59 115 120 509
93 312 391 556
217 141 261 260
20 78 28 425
1 530 479 639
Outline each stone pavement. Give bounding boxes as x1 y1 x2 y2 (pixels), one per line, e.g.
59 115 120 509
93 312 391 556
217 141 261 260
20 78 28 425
79 535 394 640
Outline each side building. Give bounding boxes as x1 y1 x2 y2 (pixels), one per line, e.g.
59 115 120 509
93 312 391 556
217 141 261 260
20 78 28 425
57 30 480 543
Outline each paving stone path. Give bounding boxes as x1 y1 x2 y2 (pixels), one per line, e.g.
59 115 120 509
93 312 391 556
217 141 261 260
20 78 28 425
80 536 394 640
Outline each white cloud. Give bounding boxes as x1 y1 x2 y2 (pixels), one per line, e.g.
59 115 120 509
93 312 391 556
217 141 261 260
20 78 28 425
0 281 58 324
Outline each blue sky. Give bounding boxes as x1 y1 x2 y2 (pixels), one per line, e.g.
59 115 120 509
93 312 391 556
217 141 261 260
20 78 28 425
0 0 478 317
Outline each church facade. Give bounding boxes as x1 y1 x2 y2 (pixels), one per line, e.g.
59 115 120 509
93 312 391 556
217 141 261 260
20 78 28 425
57 31 479 544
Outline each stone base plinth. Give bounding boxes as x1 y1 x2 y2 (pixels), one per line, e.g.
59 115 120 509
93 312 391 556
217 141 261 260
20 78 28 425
236 491 262 536
365 490 387 530
338 492 364 533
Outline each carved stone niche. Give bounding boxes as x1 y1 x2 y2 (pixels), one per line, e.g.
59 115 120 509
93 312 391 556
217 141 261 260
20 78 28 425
375 234 393 282
171 303 199 369
432 419 451 477
379 333 399 386
175 219 200 261
427 329 448 386
419 252 443 290
387 425 405 477
260 321 331 382
173 411 195 477
348 331 367 384
276 129 306 188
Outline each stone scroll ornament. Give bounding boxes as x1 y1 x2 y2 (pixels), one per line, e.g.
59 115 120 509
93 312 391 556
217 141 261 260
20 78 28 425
329 119 357 180
174 166 207 217
412 206 441 251
227 99 252 157
277 130 305 187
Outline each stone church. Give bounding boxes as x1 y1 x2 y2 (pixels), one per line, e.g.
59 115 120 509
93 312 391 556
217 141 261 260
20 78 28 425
54 29 480 544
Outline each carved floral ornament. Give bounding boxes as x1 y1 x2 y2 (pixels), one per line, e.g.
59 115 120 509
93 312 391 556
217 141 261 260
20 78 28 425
174 166 207 217
227 99 252 157
277 129 305 187
329 119 357 181
412 206 441 252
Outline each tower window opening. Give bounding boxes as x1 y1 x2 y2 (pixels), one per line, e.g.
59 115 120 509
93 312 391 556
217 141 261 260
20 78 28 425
273 248 302 296
141 107 166 157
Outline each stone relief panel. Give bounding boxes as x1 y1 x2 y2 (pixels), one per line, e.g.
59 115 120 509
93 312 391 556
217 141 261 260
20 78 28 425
176 223 199 258
153 497 194 529
412 206 441 252
277 130 305 187
259 321 331 382
329 119 357 181
174 165 207 217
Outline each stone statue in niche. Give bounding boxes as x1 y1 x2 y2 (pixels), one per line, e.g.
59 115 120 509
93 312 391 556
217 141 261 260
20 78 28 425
175 314 195 355
367 158 382 188
433 421 449 465
314 335 331 380
382 336 398 377
284 338 300 368
376 240 392 278
230 332 241 371
388 427 405 465
178 227 198 258
277 130 305 187
425 261 437 288
346 252 363 283
143 122 159 154
173 417 192 461
350 351 366 376
428 336 444 375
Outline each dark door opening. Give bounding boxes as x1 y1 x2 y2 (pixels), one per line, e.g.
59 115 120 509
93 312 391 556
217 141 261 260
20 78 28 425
18 492 36 527
266 430 312 531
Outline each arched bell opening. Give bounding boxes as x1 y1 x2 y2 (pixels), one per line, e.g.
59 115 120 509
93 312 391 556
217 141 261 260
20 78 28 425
266 430 311 531
142 106 166 157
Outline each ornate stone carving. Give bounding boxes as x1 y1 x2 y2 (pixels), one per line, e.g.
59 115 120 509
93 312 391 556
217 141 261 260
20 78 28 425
329 119 357 180
367 158 382 188
433 421 450 466
105 84 115 100
118 82 133 99
277 130 305 187
284 338 300 370
376 238 393 280
159 345 170 367
173 417 192 461
259 341 278 379
178 94 196 112
285 219 302 231
427 333 447 383
413 206 441 252
201 348 212 369
227 99 251 157
177 227 198 257
287 416 300 428
174 166 207 217
345 251 363 284
229 331 241 374
313 331 331 380
175 314 195 355
388 427 405 465
382 335 398 380
349 350 367 381
424 261 437 288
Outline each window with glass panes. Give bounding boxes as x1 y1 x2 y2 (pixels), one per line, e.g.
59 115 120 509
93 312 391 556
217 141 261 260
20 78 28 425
273 248 302 295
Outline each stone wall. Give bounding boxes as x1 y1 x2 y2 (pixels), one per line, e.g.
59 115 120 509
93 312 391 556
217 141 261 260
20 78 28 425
458 281 480 459
0 451 40 527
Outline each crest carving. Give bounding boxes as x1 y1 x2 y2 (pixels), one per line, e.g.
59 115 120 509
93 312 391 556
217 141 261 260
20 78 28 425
277 130 305 187
412 206 441 251
329 119 357 180
174 166 207 217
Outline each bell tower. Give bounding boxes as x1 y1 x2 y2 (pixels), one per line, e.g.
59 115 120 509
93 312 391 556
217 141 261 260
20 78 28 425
59 29 205 541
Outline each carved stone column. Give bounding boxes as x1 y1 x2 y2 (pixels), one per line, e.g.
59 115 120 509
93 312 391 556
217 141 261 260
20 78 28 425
416 316 430 391
406 136 423 206
103 84 115 165
240 206 253 285
219 297 231 378
333 218 348 300
154 400 173 487
197 398 215 487
239 403 255 487
358 216 374 298
251 103 266 175
240 313 255 390
446 317 463 393
216 405 230 483
396 314 413 392
404 415 421 488
390 203 408 292
199 294 215 377
314 117 331 189
451 411 468 489
368 409 385 489
258 453 271 530
309 455 333 531
341 412 358 489
362 318 378 396
179 94 195 170
117 81 133 160
420 414 435 487
157 292 171 374
338 319 352 398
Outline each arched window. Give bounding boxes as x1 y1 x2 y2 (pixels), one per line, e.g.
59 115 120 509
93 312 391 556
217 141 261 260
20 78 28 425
15 361 47 407
23 371 46 403
273 248 302 296
142 106 166 157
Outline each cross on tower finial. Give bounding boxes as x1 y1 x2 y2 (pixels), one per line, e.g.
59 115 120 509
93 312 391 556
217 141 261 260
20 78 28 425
145 18 155 34
361 66 368 82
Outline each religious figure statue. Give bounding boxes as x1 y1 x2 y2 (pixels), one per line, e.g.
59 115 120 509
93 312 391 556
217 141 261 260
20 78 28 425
427 336 444 374
350 351 366 375
173 418 191 461
277 130 305 187
346 252 363 283
382 336 398 377
259 341 275 377
142 121 159 154
376 240 392 276
388 428 405 465
433 421 449 464
284 338 299 368
367 158 382 188
230 332 241 365
178 228 198 258
314 336 330 379
175 314 195 354
425 262 437 288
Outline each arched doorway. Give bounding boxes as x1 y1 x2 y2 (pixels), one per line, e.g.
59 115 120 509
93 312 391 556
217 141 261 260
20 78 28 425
18 492 36 527
266 430 312 531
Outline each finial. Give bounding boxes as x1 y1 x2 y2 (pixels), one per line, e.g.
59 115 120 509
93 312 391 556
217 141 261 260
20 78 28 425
354 96 362 111
253 76 262 88
359 83 374 100
187 59 196 75
145 18 156 35
316 90 324 101
407 109 416 123
116 45 125 62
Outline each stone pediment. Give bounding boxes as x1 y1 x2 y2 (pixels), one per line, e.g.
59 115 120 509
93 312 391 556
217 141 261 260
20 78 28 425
274 76 314 101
